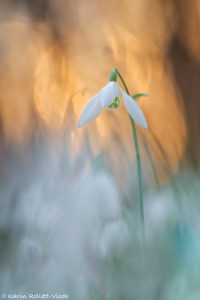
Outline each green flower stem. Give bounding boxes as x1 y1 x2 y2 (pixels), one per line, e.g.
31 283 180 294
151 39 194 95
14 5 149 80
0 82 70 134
115 68 145 277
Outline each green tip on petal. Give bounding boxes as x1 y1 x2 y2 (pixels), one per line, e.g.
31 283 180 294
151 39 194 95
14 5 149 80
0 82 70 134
108 97 120 109
132 93 149 101
109 68 117 82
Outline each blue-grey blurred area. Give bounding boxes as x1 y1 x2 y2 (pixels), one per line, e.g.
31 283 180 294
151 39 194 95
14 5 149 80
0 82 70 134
0 0 200 299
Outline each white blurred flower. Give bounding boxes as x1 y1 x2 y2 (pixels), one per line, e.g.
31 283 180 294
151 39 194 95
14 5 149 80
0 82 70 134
78 81 147 128
99 220 130 258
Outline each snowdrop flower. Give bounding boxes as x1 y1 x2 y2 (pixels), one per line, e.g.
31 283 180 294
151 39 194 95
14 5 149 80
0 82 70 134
78 71 147 128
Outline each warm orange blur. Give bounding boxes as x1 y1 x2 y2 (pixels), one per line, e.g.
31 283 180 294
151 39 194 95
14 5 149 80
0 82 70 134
0 0 200 183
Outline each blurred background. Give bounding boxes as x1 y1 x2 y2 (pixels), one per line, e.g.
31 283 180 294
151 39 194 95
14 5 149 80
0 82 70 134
0 0 200 299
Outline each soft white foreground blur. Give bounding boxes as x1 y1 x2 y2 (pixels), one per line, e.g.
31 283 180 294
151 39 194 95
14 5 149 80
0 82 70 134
1 136 200 300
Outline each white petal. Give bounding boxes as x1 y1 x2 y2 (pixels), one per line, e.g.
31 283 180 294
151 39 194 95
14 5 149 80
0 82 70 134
121 90 148 128
99 81 120 108
78 94 102 127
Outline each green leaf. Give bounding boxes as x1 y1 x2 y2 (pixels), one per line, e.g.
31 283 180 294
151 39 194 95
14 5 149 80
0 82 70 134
132 93 149 101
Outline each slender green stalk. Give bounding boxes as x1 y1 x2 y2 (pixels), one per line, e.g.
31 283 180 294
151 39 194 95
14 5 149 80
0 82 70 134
115 68 145 277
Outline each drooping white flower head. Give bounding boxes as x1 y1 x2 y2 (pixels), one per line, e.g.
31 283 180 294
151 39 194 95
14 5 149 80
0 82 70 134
78 70 148 129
